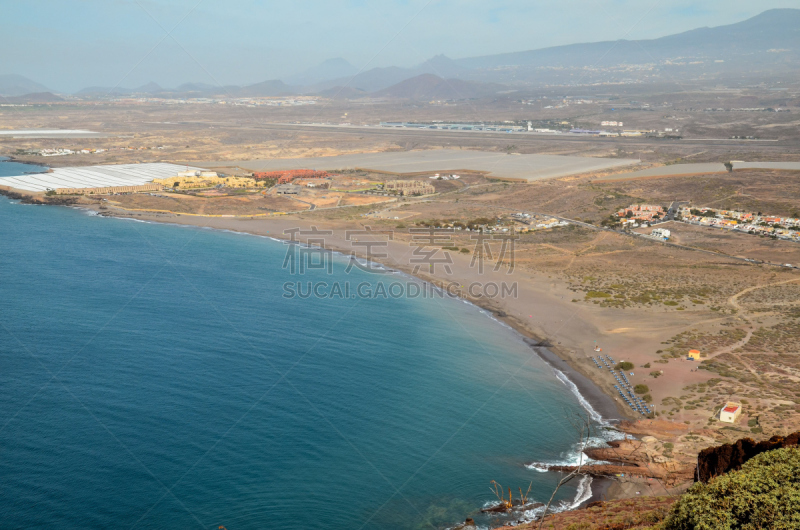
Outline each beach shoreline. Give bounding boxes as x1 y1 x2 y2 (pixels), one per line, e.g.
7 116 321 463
1 192 686 514
87 203 629 411
80 206 648 490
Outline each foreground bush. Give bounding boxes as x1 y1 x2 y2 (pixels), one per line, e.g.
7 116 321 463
661 447 800 530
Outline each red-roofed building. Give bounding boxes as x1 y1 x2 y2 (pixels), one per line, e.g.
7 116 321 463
720 402 742 423
617 204 665 221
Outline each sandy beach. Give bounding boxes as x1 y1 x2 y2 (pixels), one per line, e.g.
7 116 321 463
72 203 718 423
81 206 709 423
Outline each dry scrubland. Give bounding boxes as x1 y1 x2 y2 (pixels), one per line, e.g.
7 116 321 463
322 168 800 443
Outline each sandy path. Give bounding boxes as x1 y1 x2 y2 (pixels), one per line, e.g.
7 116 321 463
727 277 800 310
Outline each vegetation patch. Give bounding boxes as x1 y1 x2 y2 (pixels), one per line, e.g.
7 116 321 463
661 447 800 530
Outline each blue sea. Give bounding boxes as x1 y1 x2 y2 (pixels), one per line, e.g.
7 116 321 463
0 159 608 529
0 156 48 177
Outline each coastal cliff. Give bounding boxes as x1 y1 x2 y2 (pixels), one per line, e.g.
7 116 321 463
695 430 800 483
497 431 800 530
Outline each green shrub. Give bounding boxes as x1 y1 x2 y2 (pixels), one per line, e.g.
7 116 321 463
585 291 611 299
661 447 800 530
664 300 679 306
643 363 651 368
616 361 635 371
634 384 650 394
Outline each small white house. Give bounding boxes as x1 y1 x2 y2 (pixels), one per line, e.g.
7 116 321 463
720 402 742 423
651 228 671 240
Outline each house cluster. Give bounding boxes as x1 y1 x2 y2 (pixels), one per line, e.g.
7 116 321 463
617 204 665 222
27 148 109 157
429 173 460 180
678 207 800 242
21 145 169 157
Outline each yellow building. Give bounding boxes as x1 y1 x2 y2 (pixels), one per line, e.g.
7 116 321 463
153 175 261 189
687 349 702 361
56 183 164 195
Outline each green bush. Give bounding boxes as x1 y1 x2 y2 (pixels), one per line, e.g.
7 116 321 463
634 384 650 394
616 361 634 371
585 291 611 299
661 447 800 530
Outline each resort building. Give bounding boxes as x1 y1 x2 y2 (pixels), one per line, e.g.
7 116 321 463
687 349 702 361
719 402 743 423
56 183 164 195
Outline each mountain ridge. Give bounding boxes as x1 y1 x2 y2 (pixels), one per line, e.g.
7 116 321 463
5 9 799 98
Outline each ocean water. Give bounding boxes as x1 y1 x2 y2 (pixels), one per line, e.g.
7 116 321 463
0 156 48 177
0 165 607 529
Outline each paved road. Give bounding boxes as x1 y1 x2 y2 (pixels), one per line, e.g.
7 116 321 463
289 197 316 210
665 201 688 221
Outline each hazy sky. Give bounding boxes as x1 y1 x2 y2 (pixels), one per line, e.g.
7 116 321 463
2 0 797 92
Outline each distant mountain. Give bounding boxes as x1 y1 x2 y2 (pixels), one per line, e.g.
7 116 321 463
1 92 64 103
0 74 51 97
415 55 467 78
453 8 800 83
299 9 800 92
373 74 507 100
305 65 413 94
133 82 163 94
175 82 217 93
286 58 359 87
302 55 470 94
64 8 800 99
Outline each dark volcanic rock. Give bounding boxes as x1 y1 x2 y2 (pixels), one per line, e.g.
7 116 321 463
695 431 800 483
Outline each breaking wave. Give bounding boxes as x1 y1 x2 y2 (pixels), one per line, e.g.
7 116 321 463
552 368 603 423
